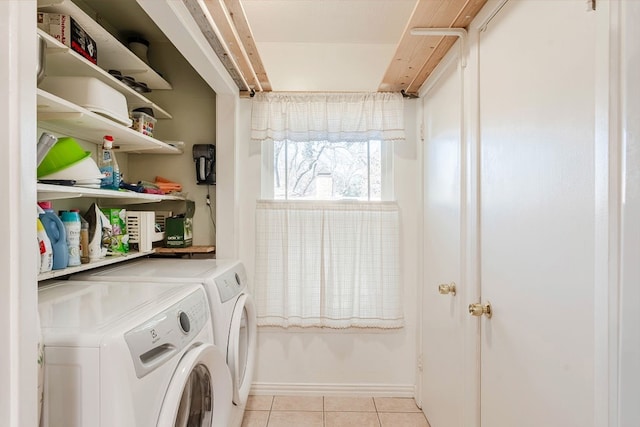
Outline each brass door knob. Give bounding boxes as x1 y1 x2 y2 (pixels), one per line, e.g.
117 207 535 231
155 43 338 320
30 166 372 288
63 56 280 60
438 282 456 296
468 302 492 318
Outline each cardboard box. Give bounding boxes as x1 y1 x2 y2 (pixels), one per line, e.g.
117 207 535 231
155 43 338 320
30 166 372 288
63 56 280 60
101 208 129 254
38 12 97 65
165 201 194 248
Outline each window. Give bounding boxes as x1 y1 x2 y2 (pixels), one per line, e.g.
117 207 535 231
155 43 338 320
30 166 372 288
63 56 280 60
267 139 392 201
275 139 380 200
251 92 404 329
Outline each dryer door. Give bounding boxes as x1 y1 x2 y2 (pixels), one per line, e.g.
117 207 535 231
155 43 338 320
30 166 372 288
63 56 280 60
228 293 257 405
157 343 232 427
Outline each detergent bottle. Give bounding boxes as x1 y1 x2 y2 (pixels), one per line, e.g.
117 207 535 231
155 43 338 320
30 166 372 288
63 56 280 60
79 214 90 264
36 206 53 274
61 210 81 267
38 201 68 270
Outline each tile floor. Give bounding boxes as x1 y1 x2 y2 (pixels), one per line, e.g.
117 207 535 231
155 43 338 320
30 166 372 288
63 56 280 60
241 395 431 427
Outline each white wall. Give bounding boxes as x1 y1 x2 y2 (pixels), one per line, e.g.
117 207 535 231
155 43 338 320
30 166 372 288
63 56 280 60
127 42 217 246
237 99 420 395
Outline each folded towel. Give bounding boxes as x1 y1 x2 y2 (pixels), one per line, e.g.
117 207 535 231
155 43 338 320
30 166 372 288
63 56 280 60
154 176 182 193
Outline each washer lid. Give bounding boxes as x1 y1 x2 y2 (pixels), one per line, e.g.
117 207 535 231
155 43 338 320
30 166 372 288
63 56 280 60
38 280 201 347
157 343 233 427
73 258 238 281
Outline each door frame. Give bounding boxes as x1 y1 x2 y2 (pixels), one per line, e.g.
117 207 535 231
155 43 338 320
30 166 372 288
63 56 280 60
593 1 622 426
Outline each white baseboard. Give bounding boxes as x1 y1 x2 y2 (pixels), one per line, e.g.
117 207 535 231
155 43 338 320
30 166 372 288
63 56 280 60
249 382 415 397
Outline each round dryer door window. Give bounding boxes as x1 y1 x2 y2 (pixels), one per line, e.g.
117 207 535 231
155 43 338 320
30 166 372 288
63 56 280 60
228 293 257 405
157 343 232 427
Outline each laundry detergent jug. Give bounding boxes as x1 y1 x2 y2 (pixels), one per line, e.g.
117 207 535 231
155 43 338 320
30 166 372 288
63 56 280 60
36 206 53 274
38 201 68 270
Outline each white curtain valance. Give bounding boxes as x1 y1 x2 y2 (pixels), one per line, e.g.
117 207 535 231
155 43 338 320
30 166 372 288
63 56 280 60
250 92 405 143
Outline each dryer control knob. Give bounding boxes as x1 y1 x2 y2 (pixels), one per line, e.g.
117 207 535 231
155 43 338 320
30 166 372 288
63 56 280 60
178 311 191 334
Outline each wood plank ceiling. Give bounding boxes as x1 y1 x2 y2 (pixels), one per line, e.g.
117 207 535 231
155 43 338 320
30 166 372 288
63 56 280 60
190 0 488 96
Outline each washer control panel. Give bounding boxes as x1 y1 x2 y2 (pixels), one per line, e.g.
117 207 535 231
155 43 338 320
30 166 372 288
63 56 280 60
125 287 209 378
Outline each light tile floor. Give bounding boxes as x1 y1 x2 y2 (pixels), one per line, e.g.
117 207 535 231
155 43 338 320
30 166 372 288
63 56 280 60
241 395 431 427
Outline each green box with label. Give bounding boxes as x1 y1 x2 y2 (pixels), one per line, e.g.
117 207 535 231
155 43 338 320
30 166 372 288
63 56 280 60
164 200 194 248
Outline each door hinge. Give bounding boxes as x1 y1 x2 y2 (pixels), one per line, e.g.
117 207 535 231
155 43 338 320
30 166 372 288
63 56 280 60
417 353 423 372
588 0 596 11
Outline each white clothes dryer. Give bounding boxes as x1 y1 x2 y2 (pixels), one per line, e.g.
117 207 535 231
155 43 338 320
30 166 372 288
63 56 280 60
72 259 257 427
38 280 233 427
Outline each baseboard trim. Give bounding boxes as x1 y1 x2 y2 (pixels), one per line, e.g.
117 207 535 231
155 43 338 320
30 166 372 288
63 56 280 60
249 382 415 397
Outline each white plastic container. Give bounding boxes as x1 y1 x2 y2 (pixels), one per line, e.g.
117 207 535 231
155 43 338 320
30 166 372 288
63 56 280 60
39 76 132 126
38 155 104 181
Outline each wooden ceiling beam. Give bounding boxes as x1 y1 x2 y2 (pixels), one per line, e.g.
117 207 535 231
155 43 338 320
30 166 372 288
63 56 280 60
223 0 272 92
379 0 488 94
197 0 264 93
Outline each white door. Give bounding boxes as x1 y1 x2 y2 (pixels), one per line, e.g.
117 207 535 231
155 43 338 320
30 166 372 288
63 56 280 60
421 56 468 427
478 1 596 426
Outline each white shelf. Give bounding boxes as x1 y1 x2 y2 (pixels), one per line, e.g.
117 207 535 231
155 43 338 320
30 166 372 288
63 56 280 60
37 89 181 154
38 0 172 90
38 30 172 120
38 250 154 281
37 183 185 204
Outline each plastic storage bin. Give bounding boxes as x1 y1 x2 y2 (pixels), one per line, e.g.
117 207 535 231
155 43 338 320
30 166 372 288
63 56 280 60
130 111 156 137
39 76 131 126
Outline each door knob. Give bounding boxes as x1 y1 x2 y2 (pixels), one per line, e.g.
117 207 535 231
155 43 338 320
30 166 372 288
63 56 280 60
468 302 492 318
438 282 456 296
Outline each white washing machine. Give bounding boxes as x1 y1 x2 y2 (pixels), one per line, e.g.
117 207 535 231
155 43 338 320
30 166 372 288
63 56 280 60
38 280 233 427
72 259 257 427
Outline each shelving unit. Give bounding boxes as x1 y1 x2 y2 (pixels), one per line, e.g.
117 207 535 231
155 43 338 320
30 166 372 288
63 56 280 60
37 183 185 204
38 0 172 90
38 30 172 119
38 250 154 281
36 0 188 280
37 89 180 154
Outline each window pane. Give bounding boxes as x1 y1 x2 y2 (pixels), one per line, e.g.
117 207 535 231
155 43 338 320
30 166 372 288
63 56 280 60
274 140 287 199
275 140 381 201
369 140 382 200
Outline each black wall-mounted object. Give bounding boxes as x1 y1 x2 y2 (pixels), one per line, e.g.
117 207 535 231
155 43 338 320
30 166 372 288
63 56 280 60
192 144 215 185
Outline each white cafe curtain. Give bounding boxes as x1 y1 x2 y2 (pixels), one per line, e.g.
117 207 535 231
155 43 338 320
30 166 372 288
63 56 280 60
254 200 403 329
250 92 405 143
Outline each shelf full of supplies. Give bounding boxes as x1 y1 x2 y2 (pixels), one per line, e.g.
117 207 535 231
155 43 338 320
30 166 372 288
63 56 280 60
37 89 181 154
